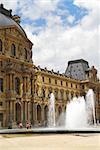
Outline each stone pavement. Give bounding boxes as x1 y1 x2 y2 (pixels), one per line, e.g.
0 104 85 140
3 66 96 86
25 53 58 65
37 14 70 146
0 134 100 150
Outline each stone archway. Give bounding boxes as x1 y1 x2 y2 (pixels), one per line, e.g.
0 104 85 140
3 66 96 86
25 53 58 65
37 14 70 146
37 105 41 123
44 105 48 126
58 106 62 116
15 103 21 124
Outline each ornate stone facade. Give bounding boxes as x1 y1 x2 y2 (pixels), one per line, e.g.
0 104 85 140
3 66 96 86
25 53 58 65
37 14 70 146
0 4 100 128
0 4 34 128
33 66 100 126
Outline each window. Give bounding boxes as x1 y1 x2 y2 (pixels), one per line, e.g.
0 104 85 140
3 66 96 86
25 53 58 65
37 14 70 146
66 92 68 100
71 92 73 99
0 102 3 106
0 61 3 67
42 76 44 82
0 78 3 92
82 85 85 90
0 39 2 52
48 88 52 98
42 88 45 98
11 44 16 56
61 81 63 86
15 77 20 94
66 82 68 87
71 83 73 88
55 79 57 85
49 78 51 84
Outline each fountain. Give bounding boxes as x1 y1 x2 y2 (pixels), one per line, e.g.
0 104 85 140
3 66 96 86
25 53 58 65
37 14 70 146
65 96 88 129
86 89 96 125
0 89 99 134
48 89 96 129
65 89 97 129
48 93 56 127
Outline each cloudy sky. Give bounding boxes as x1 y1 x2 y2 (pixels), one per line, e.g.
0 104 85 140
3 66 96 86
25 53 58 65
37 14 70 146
1 0 100 76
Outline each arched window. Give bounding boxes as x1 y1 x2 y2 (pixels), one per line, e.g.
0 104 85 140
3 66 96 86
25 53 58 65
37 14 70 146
37 105 41 122
15 103 21 123
0 39 2 52
0 78 3 92
15 77 20 94
11 44 16 56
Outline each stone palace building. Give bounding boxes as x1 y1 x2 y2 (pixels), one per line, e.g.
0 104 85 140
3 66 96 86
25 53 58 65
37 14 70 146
0 4 100 128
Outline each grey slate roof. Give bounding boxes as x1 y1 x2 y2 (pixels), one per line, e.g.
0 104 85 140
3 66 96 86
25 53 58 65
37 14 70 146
65 59 89 80
0 5 27 37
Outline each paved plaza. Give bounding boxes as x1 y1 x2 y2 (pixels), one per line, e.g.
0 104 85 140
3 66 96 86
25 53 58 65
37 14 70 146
0 133 100 150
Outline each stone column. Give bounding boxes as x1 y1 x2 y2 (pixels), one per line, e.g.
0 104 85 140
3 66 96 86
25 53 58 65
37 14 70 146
22 101 25 125
6 74 9 91
63 90 66 101
41 105 44 125
10 101 13 122
11 101 14 121
45 88 48 99
21 102 23 123
24 77 26 94
58 90 60 100
22 77 25 94
10 74 12 91
6 101 9 126
27 102 28 121
38 86 42 97
28 102 31 122
13 101 16 122
25 101 27 121
26 77 28 93
69 92 72 101
33 104 37 126
30 102 33 124
12 74 14 92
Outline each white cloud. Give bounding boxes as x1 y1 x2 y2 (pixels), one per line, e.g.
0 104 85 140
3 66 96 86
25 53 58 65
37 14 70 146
67 15 75 24
29 0 100 76
17 0 61 21
0 0 100 76
0 0 18 13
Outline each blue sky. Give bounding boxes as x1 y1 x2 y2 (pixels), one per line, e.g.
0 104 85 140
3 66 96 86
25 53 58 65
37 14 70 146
19 0 88 29
1 0 100 76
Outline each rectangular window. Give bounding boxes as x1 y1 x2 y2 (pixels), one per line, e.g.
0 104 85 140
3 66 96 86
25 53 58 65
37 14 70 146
0 61 2 67
42 76 44 82
82 85 85 89
71 83 73 88
49 78 51 84
0 102 3 106
0 78 3 92
55 80 57 85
